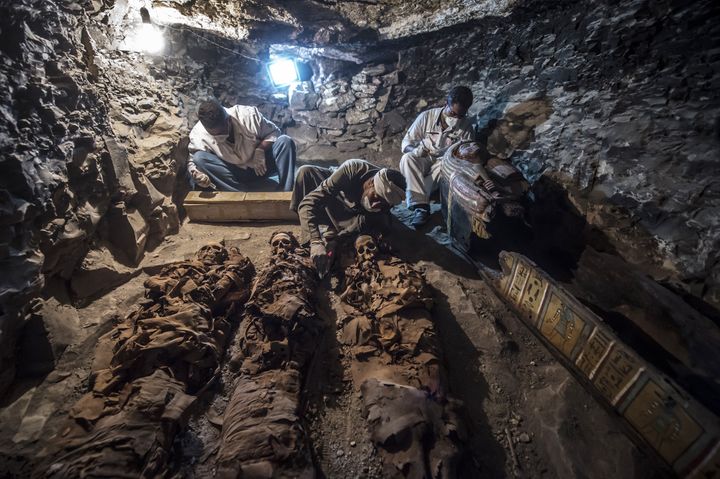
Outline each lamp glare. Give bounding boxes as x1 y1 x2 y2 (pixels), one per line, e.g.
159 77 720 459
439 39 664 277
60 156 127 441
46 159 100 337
268 59 299 86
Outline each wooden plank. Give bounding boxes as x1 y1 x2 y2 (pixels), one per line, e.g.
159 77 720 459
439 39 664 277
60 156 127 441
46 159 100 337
185 191 297 222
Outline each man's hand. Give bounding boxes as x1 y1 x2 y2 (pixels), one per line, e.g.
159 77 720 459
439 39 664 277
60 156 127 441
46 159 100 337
252 148 267 176
421 138 443 157
310 241 330 278
191 169 213 188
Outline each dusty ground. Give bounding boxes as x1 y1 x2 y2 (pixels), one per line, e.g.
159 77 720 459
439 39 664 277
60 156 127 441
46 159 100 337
0 209 666 478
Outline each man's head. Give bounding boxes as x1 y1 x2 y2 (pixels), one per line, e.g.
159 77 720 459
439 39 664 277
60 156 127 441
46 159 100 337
445 86 473 119
198 99 229 136
361 168 406 212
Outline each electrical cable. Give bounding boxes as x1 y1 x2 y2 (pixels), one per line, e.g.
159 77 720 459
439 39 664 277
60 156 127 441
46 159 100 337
155 21 263 63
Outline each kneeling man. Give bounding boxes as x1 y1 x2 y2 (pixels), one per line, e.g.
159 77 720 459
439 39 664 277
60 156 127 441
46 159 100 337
291 159 405 276
188 99 296 191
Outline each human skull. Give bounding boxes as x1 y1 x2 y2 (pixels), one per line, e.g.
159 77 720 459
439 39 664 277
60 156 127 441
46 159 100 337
355 235 378 261
270 232 294 253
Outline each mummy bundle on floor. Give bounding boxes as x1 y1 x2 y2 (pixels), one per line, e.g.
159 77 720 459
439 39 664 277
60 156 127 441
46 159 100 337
339 235 466 479
36 244 255 478
215 232 323 479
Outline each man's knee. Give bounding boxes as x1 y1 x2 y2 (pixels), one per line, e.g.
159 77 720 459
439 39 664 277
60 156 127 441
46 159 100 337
399 153 416 173
275 135 296 153
295 165 317 183
191 150 218 170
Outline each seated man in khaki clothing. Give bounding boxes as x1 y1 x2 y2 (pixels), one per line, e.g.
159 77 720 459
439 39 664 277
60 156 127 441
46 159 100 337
290 159 406 277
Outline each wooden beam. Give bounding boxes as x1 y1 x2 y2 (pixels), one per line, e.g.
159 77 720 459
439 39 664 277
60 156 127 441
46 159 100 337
184 191 298 222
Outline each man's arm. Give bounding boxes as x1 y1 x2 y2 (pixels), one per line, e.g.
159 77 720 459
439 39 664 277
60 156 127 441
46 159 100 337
459 120 475 141
298 160 363 243
249 106 281 146
401 111 428 153
187 126 205 174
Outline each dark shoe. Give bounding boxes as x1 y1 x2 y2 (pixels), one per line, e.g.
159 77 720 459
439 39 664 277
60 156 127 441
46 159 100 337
410 206 431 227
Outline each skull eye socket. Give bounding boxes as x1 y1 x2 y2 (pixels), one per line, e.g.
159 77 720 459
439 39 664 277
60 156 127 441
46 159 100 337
271 234 292 248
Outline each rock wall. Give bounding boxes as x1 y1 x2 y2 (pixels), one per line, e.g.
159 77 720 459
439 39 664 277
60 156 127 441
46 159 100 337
282 0 720 313
0 0 276 397
381 0 720 311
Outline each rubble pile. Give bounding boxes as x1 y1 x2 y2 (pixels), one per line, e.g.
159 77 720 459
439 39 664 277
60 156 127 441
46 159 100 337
215 232 322 478
338 235 465 478
34 244 254 477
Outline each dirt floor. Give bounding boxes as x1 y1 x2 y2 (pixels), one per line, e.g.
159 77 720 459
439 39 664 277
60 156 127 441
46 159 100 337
0 207 666 478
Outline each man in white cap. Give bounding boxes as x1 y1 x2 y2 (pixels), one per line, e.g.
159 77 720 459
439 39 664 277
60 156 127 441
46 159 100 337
291 159 406 277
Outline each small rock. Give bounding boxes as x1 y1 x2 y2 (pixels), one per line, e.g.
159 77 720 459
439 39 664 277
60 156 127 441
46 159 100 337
518 432 531 443
350 441 356 447
336 449 345 457
529 360 536 366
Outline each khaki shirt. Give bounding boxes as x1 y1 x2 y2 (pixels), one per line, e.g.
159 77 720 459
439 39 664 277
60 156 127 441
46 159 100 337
298 159 387 243
401 107 474 157
188 105 280 170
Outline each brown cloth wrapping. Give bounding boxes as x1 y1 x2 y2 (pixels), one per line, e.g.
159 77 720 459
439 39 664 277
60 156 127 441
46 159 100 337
36 244 254 478
215 232 321 479
339 235 466 479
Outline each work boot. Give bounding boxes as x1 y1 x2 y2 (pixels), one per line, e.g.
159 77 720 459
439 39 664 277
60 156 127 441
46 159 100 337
410 205 431 227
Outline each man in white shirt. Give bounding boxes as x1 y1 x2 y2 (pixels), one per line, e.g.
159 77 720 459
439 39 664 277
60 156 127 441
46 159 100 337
187 99 296 191
400 86 475 226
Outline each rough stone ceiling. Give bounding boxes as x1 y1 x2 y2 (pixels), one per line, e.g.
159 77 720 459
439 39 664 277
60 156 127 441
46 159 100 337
113 0 515 43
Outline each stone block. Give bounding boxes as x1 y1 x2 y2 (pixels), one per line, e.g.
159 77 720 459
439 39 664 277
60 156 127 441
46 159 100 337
319 91 356 113
362 64 391 76
382 71 401 86
286 124 318 145
132 173 166 216
355 97 378 111
70 246 137 299
352 82 380 98
102 136 137 200
147 204 179 249
375 110 407 136
106 202 148 264
347 123 375 138
289 83 319 111
292 110 346 130
346 107 378 125
376 87 392 112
